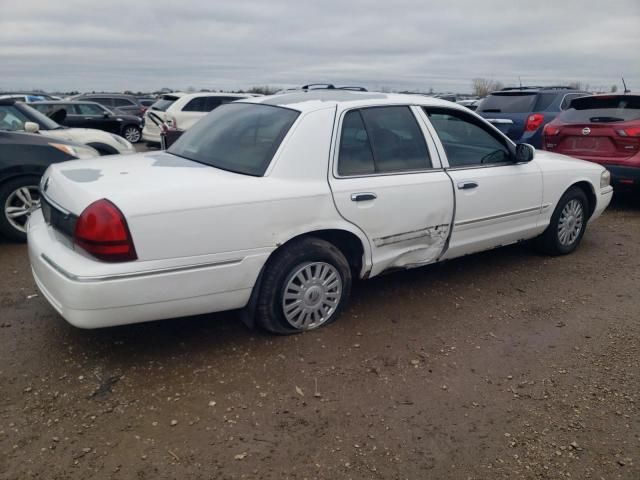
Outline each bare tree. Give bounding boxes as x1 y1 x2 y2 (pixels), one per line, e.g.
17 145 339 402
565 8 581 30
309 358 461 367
472 78 504 98
611 84 618 93
247 85 281 95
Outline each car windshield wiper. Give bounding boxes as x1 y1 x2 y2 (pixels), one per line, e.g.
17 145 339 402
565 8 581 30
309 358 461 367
589 116 624 123
481 109 502 113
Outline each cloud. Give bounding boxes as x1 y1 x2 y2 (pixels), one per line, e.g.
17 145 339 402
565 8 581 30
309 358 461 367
0 0 638 92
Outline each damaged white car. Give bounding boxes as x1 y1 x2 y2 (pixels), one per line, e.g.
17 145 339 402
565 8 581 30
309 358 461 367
28 91 612 333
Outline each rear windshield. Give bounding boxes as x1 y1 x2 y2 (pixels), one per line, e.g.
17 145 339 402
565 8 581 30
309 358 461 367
150 95 180 112
558 95 640 123
478 92 537 113
168 103 299 176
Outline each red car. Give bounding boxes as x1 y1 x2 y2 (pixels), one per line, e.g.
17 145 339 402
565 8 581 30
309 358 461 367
543 94 640 190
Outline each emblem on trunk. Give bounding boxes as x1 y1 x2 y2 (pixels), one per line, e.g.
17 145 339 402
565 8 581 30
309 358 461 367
582 127 591 136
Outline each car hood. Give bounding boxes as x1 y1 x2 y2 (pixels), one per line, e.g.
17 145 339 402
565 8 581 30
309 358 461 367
43 128 134 153
41 151 270 217
534 149 606 174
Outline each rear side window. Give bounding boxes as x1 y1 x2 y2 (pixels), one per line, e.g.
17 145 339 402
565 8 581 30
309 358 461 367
478 93 537 113
338 106 431 176
558 95 640 123
113 98 135 107
151 95 180 112
168 103 299 176
90 97 113 107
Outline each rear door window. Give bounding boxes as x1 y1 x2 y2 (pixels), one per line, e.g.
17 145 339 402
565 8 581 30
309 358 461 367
77 103 106 115
558 95 640 123
478 93 537 113
90 97 113 107
338 106 431 176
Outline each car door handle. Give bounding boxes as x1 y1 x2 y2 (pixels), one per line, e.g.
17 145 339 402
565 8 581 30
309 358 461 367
457 181 478 190
351 192 377 202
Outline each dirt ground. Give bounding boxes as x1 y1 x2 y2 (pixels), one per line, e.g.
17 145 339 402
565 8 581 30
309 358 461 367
1 194 638 480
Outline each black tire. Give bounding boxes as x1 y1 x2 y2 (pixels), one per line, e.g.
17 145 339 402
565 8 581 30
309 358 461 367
122 125 142 143
255 237 352 334
534 186 589 256
0 176 41 242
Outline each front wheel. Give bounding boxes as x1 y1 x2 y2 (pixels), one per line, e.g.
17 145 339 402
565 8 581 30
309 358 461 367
122 125 142 143
0 177 41 242
534 187 588 256
255 237 352 334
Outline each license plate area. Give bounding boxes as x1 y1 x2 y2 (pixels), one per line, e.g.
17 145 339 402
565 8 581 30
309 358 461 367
41 197 77 238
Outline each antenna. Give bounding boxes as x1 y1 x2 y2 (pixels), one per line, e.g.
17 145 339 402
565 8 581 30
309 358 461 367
622 77 630 93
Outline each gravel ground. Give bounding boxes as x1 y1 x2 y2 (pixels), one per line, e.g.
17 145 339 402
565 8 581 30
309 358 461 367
0 193 638 480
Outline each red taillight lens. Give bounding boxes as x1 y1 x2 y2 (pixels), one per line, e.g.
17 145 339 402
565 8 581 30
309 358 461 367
616 126 640 137
525 113 545 132
74 199 137 262
543 124 561 136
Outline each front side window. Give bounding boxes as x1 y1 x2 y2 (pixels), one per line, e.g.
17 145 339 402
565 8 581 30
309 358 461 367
337 106 431 176
425 108 511 167
168 103 299 176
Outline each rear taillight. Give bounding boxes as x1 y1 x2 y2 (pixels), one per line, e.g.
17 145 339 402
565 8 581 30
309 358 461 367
543 124 561 136
525 113 545 132
74 199 137 262
616 126 640 137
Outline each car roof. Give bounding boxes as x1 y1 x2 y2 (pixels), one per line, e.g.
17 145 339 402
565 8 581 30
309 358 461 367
32 100 103 105
176 92 254 99
490 86 588 95
242 90 462 113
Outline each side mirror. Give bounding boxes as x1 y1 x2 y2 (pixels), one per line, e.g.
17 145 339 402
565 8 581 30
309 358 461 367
24 121 39 133
103 112 110 118
515 143 535 163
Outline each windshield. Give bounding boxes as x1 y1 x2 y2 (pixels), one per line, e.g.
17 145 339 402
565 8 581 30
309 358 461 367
168 103 299 176
0 103 61 131
150 95 180 112
558 95 640 123
478 92 537 113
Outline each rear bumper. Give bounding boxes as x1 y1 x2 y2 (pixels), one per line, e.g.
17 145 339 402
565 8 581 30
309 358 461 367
27 210 268 329
605 165 640 188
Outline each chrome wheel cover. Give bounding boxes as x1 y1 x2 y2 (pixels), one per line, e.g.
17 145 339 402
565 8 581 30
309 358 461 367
557 199 584 246
5 185 40 233
124 126 141 142
282 262 342 330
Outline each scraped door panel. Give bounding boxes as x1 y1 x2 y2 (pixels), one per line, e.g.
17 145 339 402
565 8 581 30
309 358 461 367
331 172 454 276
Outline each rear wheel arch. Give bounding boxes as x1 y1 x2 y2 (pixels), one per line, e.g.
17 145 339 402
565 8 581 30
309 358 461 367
240 228 369 330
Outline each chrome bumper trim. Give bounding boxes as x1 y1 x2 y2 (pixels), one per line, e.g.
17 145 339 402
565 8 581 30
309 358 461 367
41 254 243 283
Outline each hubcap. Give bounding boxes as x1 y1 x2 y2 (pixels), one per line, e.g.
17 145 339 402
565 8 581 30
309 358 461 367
557 199 584 246
5 185 40 233
282 262 342 330
124 127 141 142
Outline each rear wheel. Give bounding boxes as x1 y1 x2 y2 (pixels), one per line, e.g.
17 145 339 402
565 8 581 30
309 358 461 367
0 176 41 242
122 125 141 143
255 237 352 334
534 187 588 255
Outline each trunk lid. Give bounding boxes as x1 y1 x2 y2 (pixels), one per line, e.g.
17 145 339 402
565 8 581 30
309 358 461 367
41 151 262 218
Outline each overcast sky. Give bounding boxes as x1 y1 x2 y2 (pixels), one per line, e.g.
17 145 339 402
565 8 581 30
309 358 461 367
1 0 638 93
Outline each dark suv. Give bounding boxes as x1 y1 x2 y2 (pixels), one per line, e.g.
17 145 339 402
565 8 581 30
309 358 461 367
71 94 147 117
476 86 589 148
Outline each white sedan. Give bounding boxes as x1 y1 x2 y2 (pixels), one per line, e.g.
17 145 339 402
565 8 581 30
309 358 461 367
28 91 613 333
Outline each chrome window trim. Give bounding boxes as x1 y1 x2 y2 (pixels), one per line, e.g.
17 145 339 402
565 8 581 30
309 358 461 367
331 104 444 179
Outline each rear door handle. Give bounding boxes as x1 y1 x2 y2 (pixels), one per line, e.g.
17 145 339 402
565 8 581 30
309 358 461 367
351 192 377 202
457 181 478 190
